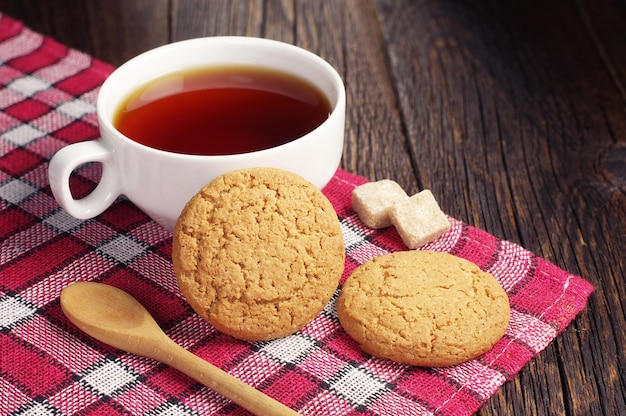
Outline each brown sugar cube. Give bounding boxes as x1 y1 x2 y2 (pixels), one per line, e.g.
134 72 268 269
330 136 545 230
389 189 451 249
352 180 409 228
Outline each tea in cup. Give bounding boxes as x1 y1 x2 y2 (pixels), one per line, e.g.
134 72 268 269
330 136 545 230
48 36 345 231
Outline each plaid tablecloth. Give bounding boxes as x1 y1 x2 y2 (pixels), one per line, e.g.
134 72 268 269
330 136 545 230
0 14 594 416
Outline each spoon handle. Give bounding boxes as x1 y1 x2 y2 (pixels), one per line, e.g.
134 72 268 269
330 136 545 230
158 337 300 416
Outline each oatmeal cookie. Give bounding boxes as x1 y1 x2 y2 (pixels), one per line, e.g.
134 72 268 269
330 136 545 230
172 168 345 341
337 250 509 366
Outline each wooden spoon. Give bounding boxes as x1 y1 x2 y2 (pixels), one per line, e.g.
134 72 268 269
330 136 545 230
60 281 299 416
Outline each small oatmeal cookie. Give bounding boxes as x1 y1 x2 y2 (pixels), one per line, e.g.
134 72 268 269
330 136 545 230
172 168 345 341
337 250 510 367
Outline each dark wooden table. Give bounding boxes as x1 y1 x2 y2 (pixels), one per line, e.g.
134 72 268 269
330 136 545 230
2 0 624 414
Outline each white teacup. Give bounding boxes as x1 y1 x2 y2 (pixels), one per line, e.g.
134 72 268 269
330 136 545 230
48 37 345 231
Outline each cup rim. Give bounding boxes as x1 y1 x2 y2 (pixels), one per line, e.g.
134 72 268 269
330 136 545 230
96 36 346 160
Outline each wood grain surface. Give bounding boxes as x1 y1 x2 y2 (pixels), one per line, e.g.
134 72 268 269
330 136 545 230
1 0 623 414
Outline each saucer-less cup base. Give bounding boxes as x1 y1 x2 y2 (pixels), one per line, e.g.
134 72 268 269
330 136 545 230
48 36 346 232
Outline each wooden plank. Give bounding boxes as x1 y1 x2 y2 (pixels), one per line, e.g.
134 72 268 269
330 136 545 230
294 0 416 188
373 0 625 415
171 0 264 39
0 0 169 65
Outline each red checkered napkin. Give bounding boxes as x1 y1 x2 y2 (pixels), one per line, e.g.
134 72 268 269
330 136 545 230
0 14 594 416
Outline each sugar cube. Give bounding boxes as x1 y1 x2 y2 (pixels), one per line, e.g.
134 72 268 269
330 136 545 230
352 180 409 228
389 189 450 249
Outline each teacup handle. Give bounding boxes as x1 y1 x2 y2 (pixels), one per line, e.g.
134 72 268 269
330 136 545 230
48 141 121 220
